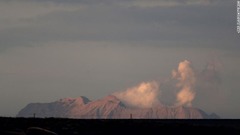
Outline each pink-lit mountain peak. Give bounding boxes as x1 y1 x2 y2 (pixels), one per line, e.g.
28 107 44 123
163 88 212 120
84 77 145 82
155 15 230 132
17 95 219 119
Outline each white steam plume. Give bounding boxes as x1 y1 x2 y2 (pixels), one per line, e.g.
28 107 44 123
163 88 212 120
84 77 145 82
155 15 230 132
113 81 160 108
172 60 196 107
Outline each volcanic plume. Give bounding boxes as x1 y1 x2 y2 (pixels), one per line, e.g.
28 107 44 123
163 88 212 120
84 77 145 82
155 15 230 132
114 60 197 108
113 81 160 108
172 60 196 107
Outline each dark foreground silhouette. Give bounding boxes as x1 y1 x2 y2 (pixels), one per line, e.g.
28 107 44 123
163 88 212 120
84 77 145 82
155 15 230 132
0 117 240 135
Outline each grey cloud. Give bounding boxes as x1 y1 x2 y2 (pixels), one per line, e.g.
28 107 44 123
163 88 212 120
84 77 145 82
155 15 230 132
13 0 230 7
200 60 222 85
0 0 238 51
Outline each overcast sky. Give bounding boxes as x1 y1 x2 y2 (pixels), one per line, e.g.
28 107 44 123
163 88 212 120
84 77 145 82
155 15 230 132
0 0 239 118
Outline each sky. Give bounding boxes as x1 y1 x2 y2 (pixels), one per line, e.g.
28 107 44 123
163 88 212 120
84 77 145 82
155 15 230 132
0 0 239 118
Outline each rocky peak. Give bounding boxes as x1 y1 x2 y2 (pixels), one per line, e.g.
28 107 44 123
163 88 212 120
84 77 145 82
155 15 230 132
17 95 219 119
58 96 90 105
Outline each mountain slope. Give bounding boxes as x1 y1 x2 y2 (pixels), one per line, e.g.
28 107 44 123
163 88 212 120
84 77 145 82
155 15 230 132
17 96 90 118
17 95 219 119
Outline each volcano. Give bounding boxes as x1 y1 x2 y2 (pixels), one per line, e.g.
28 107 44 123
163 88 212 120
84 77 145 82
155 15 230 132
17 95 219 119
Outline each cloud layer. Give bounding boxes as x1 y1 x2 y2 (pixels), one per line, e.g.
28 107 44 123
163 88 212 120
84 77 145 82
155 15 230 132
0 0 238 51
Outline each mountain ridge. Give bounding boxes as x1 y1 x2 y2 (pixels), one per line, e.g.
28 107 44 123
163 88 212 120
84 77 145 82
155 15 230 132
17 95 219 119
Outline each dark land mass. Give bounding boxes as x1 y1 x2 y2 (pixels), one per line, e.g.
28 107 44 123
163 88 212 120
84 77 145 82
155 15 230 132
0 117 240 135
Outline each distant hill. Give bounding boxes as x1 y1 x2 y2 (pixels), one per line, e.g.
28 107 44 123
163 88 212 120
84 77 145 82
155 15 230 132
17 95 219 119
